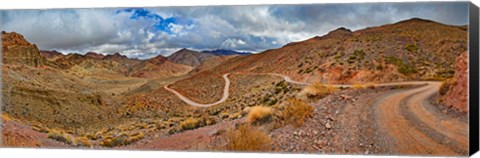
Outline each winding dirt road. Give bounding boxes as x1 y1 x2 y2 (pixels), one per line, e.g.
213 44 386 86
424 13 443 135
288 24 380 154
161 73 467 155
164 73 231 107
164 72 427 107
376 82 468 155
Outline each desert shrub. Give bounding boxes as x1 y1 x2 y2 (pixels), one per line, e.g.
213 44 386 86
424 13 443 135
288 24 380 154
127 132 145 144
75 136 91 147
225 124 272 151
352 84 364 89
304 67 314 73
47 129 76 145
262 96 278 106
385 56 417 75
333 52 344 59
283 99 314 127
405 44 418 52
301 82 337 99
247 106 274 125
376 64 384 70
228 112 242 120
99 133 133 147
204 116 217 126
398 64 417 74
439 78 456 96
220 112 230 119
180 117 203 131
31 124 49 133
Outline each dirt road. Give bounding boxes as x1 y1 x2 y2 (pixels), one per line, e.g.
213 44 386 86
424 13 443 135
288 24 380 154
375 82 468 155
164 72 428 107
164 73 231 107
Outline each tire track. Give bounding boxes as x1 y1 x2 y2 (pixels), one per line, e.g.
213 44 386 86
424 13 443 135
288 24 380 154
376 82 468 156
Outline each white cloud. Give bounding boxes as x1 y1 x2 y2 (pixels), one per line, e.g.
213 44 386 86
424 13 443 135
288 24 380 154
0 2 468 59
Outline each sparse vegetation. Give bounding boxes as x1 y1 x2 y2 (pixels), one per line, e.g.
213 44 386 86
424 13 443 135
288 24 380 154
75 136 92 147
439 78 456 96
247 106 274 125
405 44 418 52
353 83 364 89
282 99 314 127
47 129 76 145
180 117 203 131
224 124 272 151
333 52 345 59
385 56 417 75
301 82 337 99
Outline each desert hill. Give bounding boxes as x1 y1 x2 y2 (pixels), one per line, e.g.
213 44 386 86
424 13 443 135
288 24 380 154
39 50 63 59
127 55 193 78
1 31 47 67
85 52 105 59
167 48 216 67
204 18 467 84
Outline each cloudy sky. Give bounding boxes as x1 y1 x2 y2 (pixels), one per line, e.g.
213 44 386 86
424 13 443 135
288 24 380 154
0 2 469 59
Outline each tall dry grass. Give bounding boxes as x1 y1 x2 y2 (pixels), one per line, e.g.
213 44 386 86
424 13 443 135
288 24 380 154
225 124 272 151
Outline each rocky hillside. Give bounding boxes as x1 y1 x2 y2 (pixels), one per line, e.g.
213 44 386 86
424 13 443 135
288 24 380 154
128 55 193 78
167 48 216 67
439 52 468 112
207 18 467 84
2 31 47 67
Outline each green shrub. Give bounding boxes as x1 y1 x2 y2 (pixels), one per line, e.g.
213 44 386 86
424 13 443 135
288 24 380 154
47 129 76 145
333 52 344 59
385 56 417 74
180 117 203 131
405 44 418 52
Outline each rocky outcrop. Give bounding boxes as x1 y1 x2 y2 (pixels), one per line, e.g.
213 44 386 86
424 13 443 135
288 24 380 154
441 52 468 112
2 31 46 67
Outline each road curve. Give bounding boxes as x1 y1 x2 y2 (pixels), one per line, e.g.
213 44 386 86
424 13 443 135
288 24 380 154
164 73 230 107
165 72 429 107
376 82 468 155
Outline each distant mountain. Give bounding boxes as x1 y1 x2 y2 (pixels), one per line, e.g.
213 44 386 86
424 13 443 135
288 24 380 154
39 50 63 59
127 55 193 78
201 49 251 56
84 52 105 60
103 52 129 61
167 48 216 67
205 18 467 84
1 31 47 67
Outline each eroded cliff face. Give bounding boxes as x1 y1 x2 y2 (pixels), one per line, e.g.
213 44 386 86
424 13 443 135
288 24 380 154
442 52 468 112
2 31 46 67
